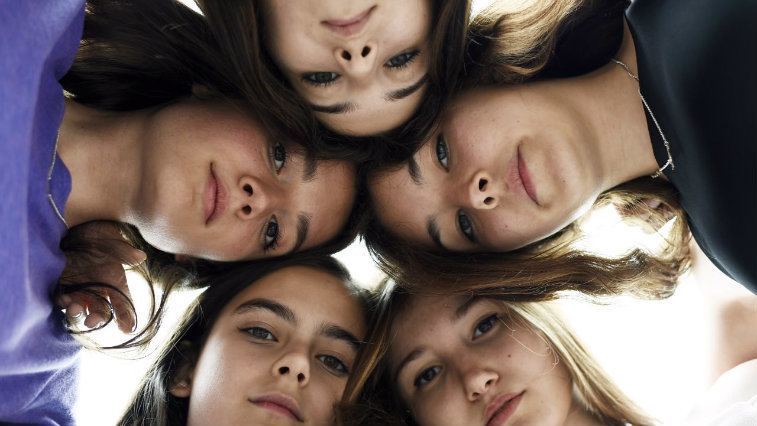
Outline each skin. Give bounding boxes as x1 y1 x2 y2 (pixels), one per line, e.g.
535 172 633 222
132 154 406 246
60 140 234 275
263 0 432 136
369 22 658 252
171 266 366 426
58 99 356 261
390 294 598 425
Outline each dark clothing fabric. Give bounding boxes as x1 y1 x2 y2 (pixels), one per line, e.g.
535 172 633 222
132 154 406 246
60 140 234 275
0 1 85 424
626 0 757 292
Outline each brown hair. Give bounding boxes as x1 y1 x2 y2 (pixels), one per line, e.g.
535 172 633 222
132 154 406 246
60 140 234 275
362 0 691 301
119 255 367 426
195 0 472 164
338 280 654 425
58 0 370 349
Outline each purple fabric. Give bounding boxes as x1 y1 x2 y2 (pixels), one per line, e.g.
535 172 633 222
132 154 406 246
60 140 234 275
0 1 85 424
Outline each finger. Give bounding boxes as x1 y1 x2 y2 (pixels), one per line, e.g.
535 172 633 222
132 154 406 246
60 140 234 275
84 311 108 330
65 302 85 324
108 285 137 334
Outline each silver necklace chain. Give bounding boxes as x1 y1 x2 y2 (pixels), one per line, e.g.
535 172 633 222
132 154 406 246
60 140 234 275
612 58 675 179
47 131 69 229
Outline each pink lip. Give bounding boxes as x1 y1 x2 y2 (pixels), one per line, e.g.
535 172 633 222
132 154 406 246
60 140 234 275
250 393 304 422
321 6 375 37
204 163 227 225
485 392 524 426
517 147 539 205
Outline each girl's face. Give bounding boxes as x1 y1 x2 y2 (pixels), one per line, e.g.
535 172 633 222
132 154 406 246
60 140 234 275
369 84 602 252
389 295 574 425
263 0 432 136
134 99 356 261
176 266 366 425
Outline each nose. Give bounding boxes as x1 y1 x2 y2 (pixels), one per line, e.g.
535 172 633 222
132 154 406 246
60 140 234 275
463 368 498 402
272 351 310 387
235 176 281 220
334 41 378 80
467 171 499 210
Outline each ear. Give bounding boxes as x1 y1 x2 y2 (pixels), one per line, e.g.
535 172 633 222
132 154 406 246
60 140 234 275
168 341 197 398
191 83 214 99
173 254 193 264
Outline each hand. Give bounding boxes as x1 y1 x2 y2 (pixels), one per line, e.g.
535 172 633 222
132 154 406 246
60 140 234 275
57 222 146 334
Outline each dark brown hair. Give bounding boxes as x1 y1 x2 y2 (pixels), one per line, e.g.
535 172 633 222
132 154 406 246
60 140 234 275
196 0 472 165
362 0 691 301
119 255 366 426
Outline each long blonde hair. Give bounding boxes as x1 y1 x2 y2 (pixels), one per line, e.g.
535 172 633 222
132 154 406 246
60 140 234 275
340 281 653 425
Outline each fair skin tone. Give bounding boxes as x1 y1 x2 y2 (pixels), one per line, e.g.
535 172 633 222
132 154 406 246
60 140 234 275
263 0 431 135
390 294 600 425
369 22 659 252
58 98 356 261
170 266 366 425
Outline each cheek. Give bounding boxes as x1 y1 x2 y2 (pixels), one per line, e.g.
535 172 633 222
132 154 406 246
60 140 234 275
304 374 346 424
413 387 472 426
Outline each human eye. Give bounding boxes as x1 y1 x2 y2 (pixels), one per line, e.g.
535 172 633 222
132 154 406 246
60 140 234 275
270 142 287 174
457 210 476 243
263 216 280 252
243 326 278 342
413 365 441 388
473 314 499 339
317 354 350 376
301 72 340 87
435 133 449 169
384 49 420 69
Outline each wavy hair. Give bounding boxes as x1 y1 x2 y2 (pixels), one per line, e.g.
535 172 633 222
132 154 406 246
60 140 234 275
338 280 654 425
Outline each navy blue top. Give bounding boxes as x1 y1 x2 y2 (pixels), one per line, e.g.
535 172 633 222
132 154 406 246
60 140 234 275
626 0 757 292
0 1 84 424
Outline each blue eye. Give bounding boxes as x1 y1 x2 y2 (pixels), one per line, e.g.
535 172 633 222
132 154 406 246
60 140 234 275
302 72 340 87
263 217 279 252
473 314 499 339
245 326 277 341
414 366 441 388
435 134 449 169
317 355 349 375
457 210 475 243
272 142 287 173
385 49 420 69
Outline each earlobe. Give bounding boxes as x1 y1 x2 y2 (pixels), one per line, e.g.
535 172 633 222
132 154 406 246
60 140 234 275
168 340 196 398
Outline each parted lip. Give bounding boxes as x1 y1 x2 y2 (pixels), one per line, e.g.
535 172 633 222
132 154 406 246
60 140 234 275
485 392 524 426
204 163 228 225
250 393 304 422
517 146 539 206
321 6 376 37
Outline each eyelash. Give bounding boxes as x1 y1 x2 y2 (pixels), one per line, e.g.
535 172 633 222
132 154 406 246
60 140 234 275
435 133 449 170
384 49 421 69
243 326 278 342
317 354 350 376
300 49 421 88
473 314 500 339
413 365 441 389
457 210 476 243
263 216 280 253
270 142 287 174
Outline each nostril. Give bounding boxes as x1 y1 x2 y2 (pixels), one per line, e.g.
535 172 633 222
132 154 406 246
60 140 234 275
242 205 252 215
297 373 306 383
484 197 495 205
243 183 253 195
341 50 351 60
278 366 289 375
361 46 371 57
479 178 488 191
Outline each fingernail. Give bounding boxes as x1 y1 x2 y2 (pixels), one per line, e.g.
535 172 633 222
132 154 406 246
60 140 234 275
67 303 84 319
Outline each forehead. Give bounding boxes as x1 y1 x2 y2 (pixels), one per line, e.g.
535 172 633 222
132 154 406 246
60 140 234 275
391 294 468 353
369 162 438 247
295 160 357 250
224 266 364 331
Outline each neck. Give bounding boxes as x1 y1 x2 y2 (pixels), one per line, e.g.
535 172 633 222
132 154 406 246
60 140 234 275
58 100 148 228
564 20 660 192
564 397 603 426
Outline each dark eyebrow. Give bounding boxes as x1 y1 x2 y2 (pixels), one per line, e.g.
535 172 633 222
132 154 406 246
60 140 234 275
393 348 425 384
288 214 311 255
454 296 482 321
319 323 362 351
310 102 357 115
234 298 296 323
385 75 428 102
426 216 446 251
302 154 318 182
407 156 423 185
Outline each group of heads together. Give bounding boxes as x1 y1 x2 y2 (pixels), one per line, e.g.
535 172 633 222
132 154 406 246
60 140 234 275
63 0 672 424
